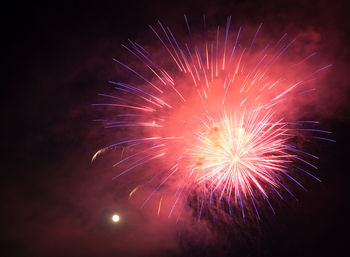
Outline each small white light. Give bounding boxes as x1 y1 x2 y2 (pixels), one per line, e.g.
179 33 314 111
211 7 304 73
112 214 120 223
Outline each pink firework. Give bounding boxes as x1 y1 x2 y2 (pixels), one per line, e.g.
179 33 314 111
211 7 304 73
93 16 334 221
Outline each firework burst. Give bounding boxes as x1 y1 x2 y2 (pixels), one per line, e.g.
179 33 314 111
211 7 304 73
93 16 334 221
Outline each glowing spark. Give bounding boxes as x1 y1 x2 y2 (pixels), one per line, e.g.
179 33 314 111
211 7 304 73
129 184 144 198
157 197 163 216
91 149 106 163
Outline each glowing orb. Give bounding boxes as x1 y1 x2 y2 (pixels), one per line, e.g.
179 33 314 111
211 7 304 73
112 214 120 223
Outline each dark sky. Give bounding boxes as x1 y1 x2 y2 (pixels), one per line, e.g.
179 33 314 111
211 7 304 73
2 0 350 257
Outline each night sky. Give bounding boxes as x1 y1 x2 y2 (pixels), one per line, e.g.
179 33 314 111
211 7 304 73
2 1 350 257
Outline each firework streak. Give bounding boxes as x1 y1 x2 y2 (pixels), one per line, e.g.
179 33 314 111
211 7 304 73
93 16 334 221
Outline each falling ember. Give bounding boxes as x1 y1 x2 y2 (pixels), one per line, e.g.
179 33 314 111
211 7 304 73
157 197 163 216
129 184 144 198
93 16 334 221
